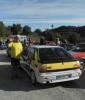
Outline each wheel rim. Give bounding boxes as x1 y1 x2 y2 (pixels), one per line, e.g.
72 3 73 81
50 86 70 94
80 60 85 70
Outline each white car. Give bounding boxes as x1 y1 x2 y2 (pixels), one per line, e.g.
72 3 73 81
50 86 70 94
0 41 7 49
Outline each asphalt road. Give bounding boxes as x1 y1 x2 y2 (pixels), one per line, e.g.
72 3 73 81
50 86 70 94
0 50 85 100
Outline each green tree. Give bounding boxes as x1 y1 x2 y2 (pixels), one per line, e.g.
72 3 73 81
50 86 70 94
22 25 31 35
34 29 42 36
11 24 22 35
67 32 81 44
77 26 85 37
0 21 10 37
44 30 54 41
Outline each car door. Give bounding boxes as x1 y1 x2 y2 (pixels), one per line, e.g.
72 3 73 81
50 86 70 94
20 47 31 71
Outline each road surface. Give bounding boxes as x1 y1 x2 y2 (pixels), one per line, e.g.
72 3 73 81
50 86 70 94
0 50 85 100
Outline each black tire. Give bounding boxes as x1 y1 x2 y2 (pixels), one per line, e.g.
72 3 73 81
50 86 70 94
80 59 85 70
30 71 37 85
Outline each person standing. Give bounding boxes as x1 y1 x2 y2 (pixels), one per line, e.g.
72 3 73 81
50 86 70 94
28 37 33 46
8 36 23 79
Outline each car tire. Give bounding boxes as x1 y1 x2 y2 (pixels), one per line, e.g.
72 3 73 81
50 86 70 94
30 71 37 85
80 59 85 70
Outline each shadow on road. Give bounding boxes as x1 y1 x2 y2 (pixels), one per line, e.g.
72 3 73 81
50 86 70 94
0 64 85 92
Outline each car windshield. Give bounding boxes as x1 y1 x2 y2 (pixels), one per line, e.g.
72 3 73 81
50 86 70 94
39 48 76 63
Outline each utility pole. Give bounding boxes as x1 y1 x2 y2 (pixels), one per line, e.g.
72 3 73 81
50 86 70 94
51 24 54 29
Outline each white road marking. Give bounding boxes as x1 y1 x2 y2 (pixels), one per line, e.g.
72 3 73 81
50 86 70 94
0 62 11 65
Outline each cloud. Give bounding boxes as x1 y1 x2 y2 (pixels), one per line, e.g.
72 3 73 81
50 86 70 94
2 18 85 24
0 0 85 30
1 2 84 18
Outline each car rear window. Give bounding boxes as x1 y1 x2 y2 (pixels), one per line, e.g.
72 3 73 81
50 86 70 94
39 48 76 63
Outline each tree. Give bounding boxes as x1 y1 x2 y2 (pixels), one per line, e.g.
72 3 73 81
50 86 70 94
0 21 10 37
34 29 42 36
11 24 22 35
43 30 55 41
6 26 11 35
77 26 85 37
22 25 31 35
67 32 81 44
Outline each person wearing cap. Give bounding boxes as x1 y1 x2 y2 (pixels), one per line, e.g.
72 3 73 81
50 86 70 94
8 36 23 79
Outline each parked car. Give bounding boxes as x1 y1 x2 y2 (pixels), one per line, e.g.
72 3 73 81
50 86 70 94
20 45 82 85
0 41 7 50
69 43 85 69
59 43 75 51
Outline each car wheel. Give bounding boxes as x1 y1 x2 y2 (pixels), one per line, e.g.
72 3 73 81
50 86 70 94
30 71 37 85
80 59 85 70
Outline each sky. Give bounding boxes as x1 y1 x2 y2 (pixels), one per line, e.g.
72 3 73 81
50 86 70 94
0 0 85 31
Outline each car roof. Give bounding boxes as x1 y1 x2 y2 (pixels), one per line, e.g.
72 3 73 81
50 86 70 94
29 45 63 49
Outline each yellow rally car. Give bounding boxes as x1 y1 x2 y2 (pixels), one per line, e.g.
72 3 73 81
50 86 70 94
20 45 82 84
